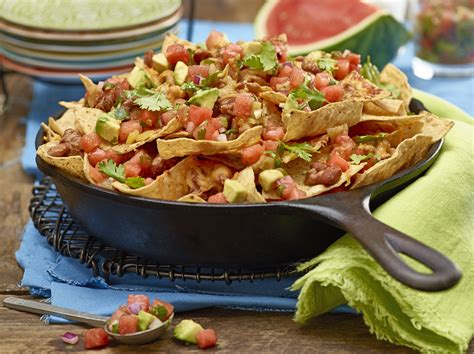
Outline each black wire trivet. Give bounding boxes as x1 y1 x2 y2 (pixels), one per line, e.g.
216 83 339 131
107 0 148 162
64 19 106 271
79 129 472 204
28 177 298 284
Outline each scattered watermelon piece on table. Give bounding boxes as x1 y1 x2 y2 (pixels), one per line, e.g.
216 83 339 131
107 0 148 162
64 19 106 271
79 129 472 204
255 0 410 68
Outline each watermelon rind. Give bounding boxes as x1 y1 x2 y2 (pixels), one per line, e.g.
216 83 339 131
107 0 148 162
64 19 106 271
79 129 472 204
255 0 410 68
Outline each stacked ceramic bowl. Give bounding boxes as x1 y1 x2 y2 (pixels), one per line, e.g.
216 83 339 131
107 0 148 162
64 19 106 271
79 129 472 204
0 0 182 82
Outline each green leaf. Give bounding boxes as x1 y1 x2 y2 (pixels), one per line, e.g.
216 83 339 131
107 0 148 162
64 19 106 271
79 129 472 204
241 54 264 70
125 87 172 111
355 133 389 143
181 82 200 92
361 57 400 98
200 71 220 87
98 159 145 188
259 42 278 72
103 82 116 90
279 142 317 162
317 57 337 72
289 81 326 110
134 92 172 112
350 153 381 164
360 56 381 85
224 128 238 135
149 305 168 321
240 41 278 73
125 176 145 189
197 127 206 140
98 159 126 183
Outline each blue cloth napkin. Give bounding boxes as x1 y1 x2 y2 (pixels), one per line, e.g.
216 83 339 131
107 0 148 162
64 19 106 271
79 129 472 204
17 20 472 323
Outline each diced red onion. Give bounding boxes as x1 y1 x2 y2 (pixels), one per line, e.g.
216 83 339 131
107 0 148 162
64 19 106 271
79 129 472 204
127 303 141 315
218 127 226 133
193 76 201 84
61 332 79 345
216 134 227 142
186 121 196 133
282 61 293 68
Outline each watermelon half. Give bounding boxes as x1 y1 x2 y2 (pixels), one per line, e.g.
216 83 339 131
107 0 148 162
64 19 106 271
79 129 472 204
255 0 410 68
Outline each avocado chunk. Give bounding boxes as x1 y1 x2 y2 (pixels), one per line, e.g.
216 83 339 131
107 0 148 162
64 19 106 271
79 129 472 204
173 61 188 85
127 66 150 88
95 116 120 144
187 88 219 109
137 310 157 332
174 319 204 344
152 53 169 73
241 41 262 56
258 169 285 192
223 179 248 203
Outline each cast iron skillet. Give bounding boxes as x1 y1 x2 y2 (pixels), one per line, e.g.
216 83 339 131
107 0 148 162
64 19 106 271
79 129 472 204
35 100 461 292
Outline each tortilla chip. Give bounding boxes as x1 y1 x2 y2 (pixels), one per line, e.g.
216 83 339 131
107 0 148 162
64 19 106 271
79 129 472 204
48 108 81 136
351 134 433 189
83 155 114 189
177 194 207 203
41 123 61 142
341 71 390 101
73 107 107 135
111 117 182 154
79 74 102 107
162 33 197 53
235 167 266 203
352 114 452 189
112 156 225 200
260 91 287 105
363 99 407 116
59 99 85 109
380 64 412 110
164 130 192 139
74 106 182 154
157 126 263 159
37 142 84 180
421 113 454 142
284 159 365 197
283 101 363 141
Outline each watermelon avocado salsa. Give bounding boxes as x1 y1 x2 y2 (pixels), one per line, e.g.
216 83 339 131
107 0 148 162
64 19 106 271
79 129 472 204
37 31 452 204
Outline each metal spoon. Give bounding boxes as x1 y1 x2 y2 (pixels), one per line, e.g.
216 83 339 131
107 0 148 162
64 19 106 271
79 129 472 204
3 297 173 345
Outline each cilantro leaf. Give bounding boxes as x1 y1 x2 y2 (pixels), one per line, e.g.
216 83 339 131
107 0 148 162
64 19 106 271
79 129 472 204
181 82 200 92
201 71 220 87
289 81 326 110
98 159 126 183
259 42 278 72
98 159 145 189
360 56 381 85
350 153 381 164
125 176 145 189
355 133 389 143
317 57 337 72
240 42 278 72
241 54 263 70
134 92 172 111
126 87 172 111
279 142 317 162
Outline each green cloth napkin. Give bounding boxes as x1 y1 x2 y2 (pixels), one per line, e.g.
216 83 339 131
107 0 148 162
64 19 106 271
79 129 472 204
292 94 474 353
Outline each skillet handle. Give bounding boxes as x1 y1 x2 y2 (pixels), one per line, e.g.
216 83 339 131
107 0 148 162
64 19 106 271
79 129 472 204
297 194 462 291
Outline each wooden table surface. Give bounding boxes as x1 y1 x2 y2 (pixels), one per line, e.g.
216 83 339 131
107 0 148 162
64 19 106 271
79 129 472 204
1 2 472 352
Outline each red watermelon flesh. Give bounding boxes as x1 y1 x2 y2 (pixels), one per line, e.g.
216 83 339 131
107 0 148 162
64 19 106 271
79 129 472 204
265 0 378 45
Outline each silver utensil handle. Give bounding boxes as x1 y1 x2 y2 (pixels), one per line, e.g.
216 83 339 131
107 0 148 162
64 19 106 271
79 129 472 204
3 297 109 327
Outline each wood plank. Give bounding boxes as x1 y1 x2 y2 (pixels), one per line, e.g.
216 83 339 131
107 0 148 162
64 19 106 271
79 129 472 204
0 75 34 293
0 295 414 353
